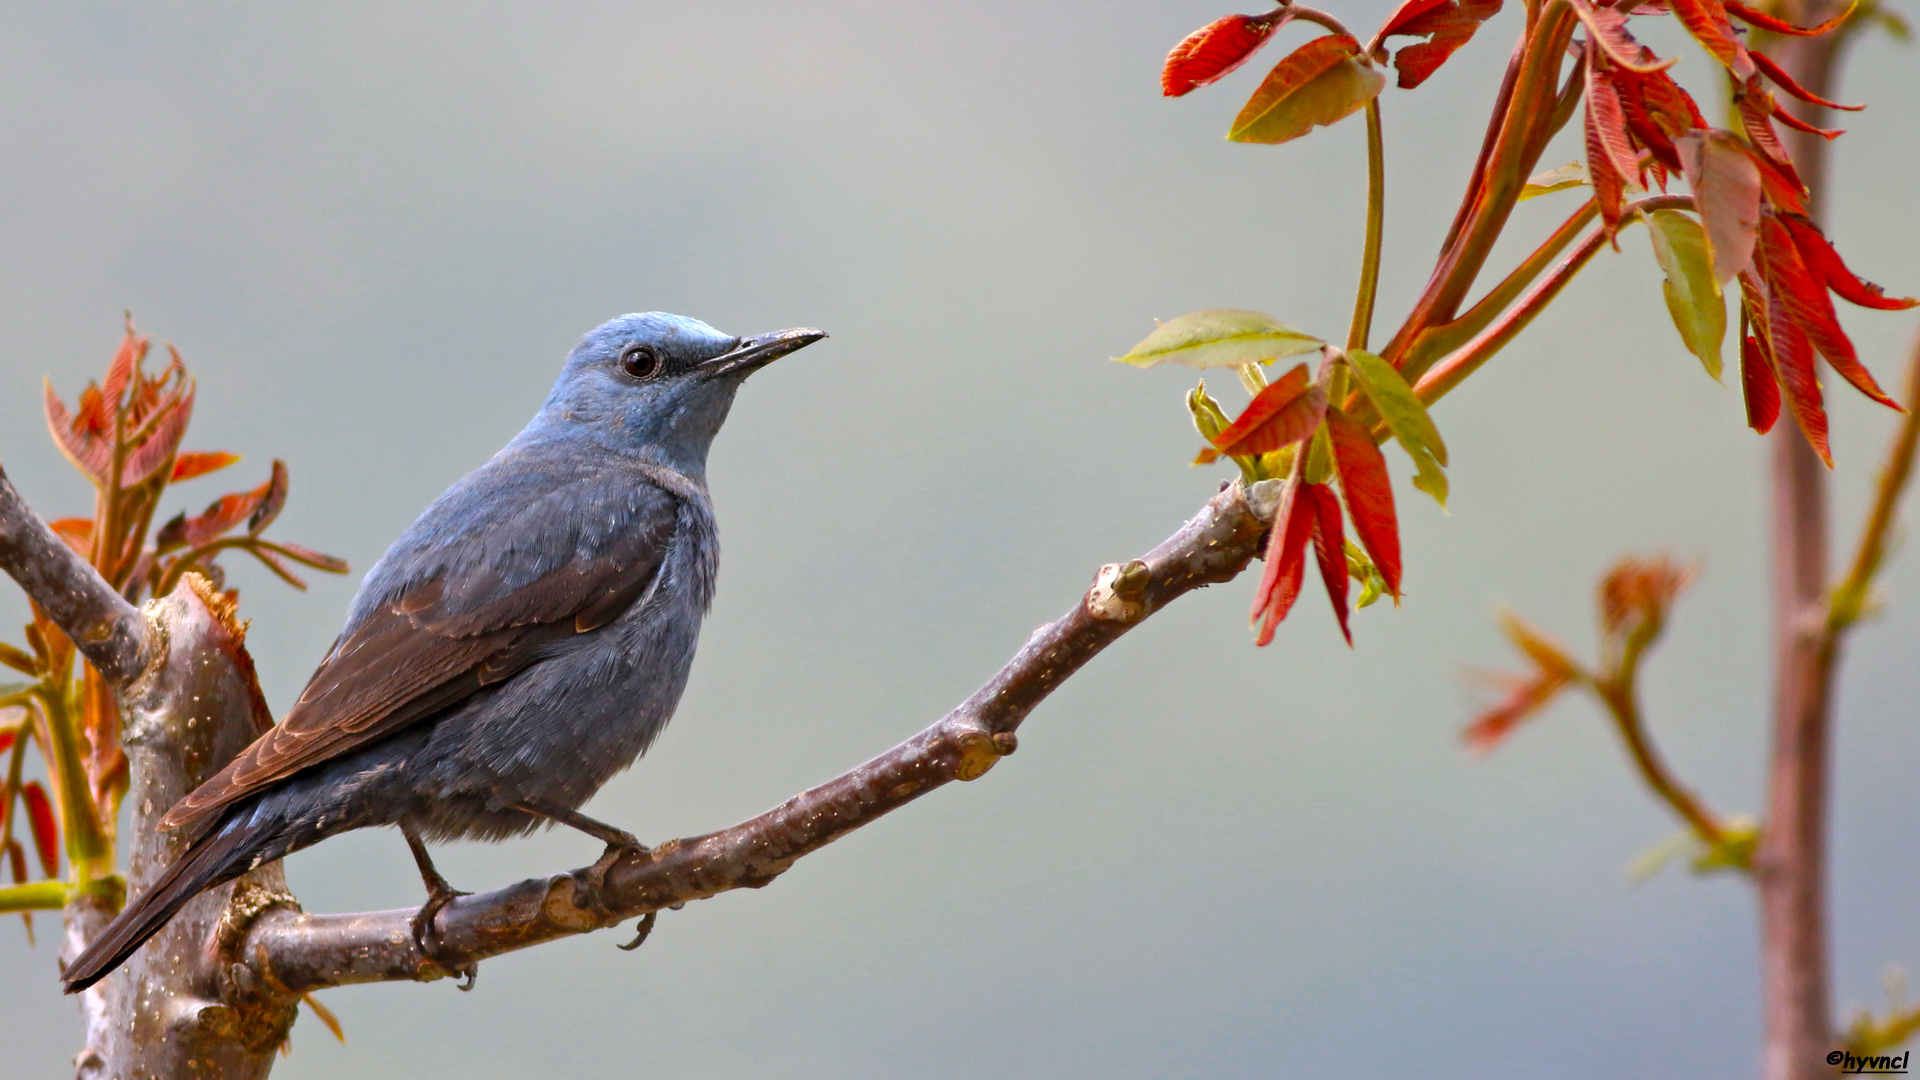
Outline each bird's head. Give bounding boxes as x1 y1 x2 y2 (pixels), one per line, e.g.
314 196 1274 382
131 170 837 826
533 312 825 476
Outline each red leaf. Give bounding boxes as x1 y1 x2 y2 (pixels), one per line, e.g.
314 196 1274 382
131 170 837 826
1612 66 1705 173
1253 478 1316 646
1462 670 1569 753
1326 408 1402 598
120 383 196 487
1758 215 1896 408
47 518 93 557
1740 333 1781 433
1304 483 1352 645
1570 0 1673 73
1749 48 1864 111
1376 0 1454 38
5 838 24 884
1586 67 1643 185
21 781 57 877
1757 268 1832 466
1380 0 1502 89
1668 0 1755 79
1163 13 1285 96
0 730 12 756
171 451 242 483
157 462 286 551
1585 96 1631 236
270 541 351 574
1206 364 1327 457
1725 0 1854 35
1768 102 1843 140
43 382 111 485
1781 214 1919 311
102 318 148 417
1735 82 1800 183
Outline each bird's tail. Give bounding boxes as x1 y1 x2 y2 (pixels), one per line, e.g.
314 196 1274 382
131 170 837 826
61 811 278 994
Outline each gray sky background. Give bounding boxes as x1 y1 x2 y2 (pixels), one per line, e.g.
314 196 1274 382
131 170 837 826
2 3 1918 1077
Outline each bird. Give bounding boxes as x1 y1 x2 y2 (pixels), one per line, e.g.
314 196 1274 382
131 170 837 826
61 312 825 994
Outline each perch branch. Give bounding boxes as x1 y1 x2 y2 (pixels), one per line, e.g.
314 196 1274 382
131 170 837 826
236 479 1282 992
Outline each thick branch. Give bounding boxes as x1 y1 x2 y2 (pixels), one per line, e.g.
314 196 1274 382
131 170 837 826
0 465 145 684
243 479 1282 992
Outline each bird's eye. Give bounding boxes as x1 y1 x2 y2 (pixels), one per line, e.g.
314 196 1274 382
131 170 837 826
620 345 662 380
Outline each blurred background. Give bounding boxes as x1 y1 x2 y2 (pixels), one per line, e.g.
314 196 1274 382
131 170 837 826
2 2 1917 1077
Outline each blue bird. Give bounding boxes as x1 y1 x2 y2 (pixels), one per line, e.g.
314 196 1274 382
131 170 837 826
62 312 825 993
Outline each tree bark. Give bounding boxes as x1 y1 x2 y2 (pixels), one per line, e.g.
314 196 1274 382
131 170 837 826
65 578 301 1080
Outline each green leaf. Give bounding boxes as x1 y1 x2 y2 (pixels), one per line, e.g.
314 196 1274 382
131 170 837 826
1411 447 1449 507
1303 424 1333 484
0 880 68 913
1519 161 1589 201
1188 382 1264 484
1646 209 1727 380
1345 350 1447 467
1229 36 1385 145
1116 309 1323 369
1344 539 1389 608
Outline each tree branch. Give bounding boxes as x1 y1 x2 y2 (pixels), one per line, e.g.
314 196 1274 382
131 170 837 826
0 466 145 684
238 479 1282 992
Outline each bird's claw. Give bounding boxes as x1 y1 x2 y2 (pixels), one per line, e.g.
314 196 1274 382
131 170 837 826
410 882 478 990
616 910 658 951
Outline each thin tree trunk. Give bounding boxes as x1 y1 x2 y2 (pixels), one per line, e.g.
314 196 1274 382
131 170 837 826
63 577 301 1079
1756 12 1848 1080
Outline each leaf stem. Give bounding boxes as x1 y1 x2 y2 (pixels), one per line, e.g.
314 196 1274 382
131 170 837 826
1411 196 1694 407
1346 98 1386 354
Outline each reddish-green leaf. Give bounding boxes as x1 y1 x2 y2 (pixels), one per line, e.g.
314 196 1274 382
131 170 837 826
1741 333 1781 433
1725 0 1854 35
1163 13 1285 96
171 451 242 483
21 781 57 877
1230 36 1385 144
1586 99 1631 235
1498 610 1579 679
1668 0 1755 79
1762 273 1833 466
1327 408 1402 598
1749 48 1865 110
1677 131 1761 285
1781 215 1919 311
1378 0 1502 89
1758 214 1896 408
1304 483 1352 645
1253 477 1316 645
1204 364 1327 459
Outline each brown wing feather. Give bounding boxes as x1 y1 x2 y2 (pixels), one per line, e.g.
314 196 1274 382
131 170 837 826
160 490 678 833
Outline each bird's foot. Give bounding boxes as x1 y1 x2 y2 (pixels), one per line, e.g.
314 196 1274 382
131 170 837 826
617 910 658 951
403 827 479 990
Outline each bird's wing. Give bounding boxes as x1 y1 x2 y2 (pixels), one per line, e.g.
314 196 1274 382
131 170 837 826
160 469 685 833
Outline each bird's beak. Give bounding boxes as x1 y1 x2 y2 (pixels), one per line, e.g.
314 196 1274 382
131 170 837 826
698 327 827 380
